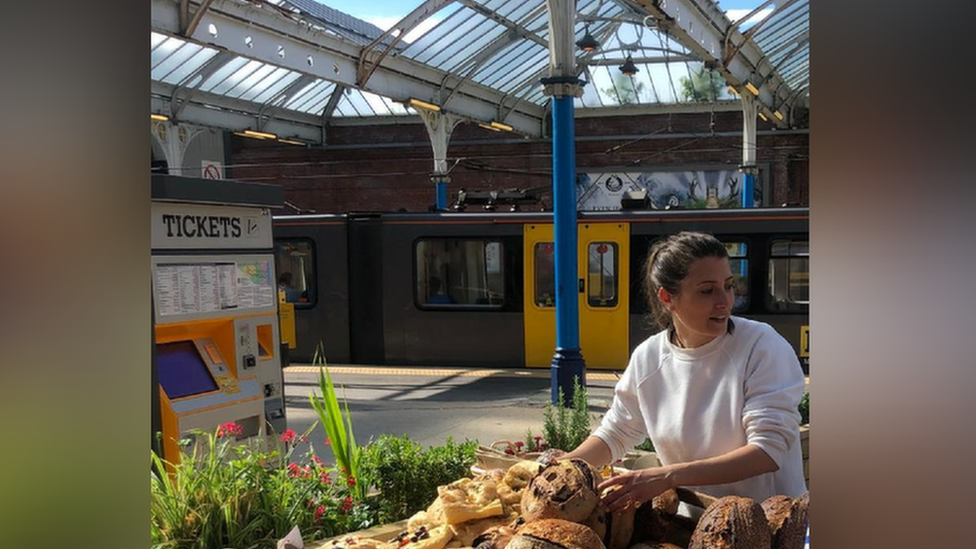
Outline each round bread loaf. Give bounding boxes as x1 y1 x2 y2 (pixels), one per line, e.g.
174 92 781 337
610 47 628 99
471 521 520 549
580 502 609 542
631 502 671 544
606 505 636 549
520 459 601 523
761 492 808 549
688 495 771 549
504 519 606 549
652 489 680 517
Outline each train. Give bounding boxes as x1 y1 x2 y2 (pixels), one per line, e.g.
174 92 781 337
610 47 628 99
272 207 809 373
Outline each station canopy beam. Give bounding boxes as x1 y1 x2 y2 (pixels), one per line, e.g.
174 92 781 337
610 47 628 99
627 0 798 127
151 0 546 140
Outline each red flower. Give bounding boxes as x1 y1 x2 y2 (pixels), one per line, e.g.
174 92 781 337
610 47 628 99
325 437 332 446
504 448 514 455
514 441 525 449
287 463 302 477
534 436 542 442
280 430 297 444
217 422 243 438
341 496 354 513
315 505 325 521
347 476 356 487
319 471 332 484
312 455 325 467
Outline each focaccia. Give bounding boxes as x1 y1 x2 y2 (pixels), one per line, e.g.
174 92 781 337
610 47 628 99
437 478 505 525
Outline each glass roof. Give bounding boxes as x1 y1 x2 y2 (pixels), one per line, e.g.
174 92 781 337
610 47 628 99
151 31 410 118
150 0 809 133
751 0 810 98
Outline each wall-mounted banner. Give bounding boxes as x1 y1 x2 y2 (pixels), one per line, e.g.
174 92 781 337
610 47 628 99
576 169 764 211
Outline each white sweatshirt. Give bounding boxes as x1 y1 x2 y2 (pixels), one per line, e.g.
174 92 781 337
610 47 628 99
593 316 807 501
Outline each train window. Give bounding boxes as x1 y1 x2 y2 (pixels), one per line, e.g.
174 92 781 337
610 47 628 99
415 239 505 309
274 239 316 308
768 239 809 310
725 242 750 313
587 242 618 307
534 242 555 308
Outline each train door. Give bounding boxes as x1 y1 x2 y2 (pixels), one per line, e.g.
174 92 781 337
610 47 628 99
523 224 556 368
523 222 630 369
578 222 630 370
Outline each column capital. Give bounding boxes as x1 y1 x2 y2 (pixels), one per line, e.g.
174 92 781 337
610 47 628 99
541 76 584 98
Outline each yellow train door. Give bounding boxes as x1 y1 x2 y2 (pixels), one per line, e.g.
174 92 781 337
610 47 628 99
578 222 630 370
523 222 630 370
523 224 556 368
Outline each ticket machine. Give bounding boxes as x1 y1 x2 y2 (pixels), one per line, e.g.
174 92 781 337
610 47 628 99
151 174 286 464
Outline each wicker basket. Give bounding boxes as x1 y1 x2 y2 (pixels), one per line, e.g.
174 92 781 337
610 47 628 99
474 440 542 472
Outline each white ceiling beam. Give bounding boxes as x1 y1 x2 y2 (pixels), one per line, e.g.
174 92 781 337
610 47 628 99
627 0 794 126
152 81 322 141
152 0 545 136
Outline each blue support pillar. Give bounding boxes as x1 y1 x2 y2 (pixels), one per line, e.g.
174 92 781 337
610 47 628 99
741 172 755 208
546 82 585 404
434 176 449 210
740 166 758 208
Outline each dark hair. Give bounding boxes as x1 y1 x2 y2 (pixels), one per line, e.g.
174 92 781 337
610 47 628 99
644 232 730 332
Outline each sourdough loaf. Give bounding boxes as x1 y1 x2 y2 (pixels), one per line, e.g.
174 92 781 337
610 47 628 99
504 519 606 549
761 492 808 549
520 459 601 523
688 495 771 549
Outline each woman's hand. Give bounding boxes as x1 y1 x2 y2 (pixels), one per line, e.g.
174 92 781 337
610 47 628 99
597 466 674 513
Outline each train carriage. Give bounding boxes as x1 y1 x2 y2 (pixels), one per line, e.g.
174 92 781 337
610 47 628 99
272 208 809 373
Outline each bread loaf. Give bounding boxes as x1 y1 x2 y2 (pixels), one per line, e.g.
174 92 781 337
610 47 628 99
504 519 606 549
520 459 601 523
630 503 670 544
688 496 771 549
606 505 636 549
652 489 679 517
761 492 808 549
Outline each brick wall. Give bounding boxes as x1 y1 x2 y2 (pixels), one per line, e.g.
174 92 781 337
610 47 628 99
230 110 808 213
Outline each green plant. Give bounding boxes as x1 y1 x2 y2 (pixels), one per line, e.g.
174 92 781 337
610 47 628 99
542 377 592 451
635 438 655 452
602 75 645 105
308 342 368 500
798 391 809 425
360 435 478 524
679 68 724 102
150 422 371 549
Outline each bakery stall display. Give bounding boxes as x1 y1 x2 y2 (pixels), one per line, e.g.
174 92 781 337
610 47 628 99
313 459 809 549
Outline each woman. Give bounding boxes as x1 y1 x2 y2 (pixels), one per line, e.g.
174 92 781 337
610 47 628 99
562 232 806 512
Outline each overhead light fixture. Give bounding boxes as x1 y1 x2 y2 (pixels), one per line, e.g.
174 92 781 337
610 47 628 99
478 123 501 132
278 138 308 146
234 129 278 140
407 98 441 112
727 85 739 96
576 26 599 52
489 120 513 132
773 110 784 121
151 114 169 122
244 129 278 140
619 54 639 76
744 80 760 96
758 112 768 122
